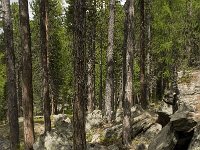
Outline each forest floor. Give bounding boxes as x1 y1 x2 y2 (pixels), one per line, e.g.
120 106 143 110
0 69 200 150
0 118 45 149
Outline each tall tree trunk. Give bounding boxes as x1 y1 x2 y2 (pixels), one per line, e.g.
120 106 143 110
99 30 103 110
146 0 151 102
19 0 35 149
2 0 20 149
17 65 23 117
73 0 86 148
87 0 96 112
140 0 148 109
122 0 134 146
105 0 115 123
99 0 104 111
39 0 51 133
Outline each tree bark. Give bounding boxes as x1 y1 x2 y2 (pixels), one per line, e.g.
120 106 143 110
19 0 35 149
73 0 87 148
2 0 20 149
99 30 103 110
122 0 134 146
140 0 148 109
146 0 151 102
17 64 23 117
39 0 51 133
87 0 96 113
105 0 115 123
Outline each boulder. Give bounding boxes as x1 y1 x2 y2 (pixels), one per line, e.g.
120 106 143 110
115 109 123 123
148 123 178 150
188 124 200 150
33 115 73 150
91 133 101 143
143 123 162 139
52 114 68 127
44 132 73 150
87 143 107 150
170 110 197 132
86 110 104 131
107 144 119 150
102 124 122 142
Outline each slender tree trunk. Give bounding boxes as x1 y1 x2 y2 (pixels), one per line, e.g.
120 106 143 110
19 0 35 149
122 0 134 146
99 30 103 110
73 0 86 148
99 0 104 111
39 0 51 133
140 0 148 109
87 0 96 112
146 0 151 102
17 65 23 117
105 0 115 123
2 0 20 149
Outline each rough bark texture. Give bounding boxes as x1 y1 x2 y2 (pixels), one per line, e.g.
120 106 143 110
19 0 35 149
87 0 96 113
99 30 103 110
140 0 148 109
122 0 134 146
39 0 51 133
2 0 20 149
73 0 87 148
105 0 115 123
146 0 151 102
17 65 23 117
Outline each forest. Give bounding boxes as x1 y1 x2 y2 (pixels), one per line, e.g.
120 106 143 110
0 0 200 149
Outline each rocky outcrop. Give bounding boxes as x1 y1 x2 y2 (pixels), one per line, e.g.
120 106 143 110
148 70 200 150
33 114 73 150
86 110 104 131
148 123 178 150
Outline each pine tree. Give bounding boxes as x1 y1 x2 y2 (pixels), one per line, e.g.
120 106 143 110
2 0 20 149
122 0 134 146
105 0 115 122
39 0 51 133
140 0 148 109
86 0 96 112
73 0 87 148
19 0 35 148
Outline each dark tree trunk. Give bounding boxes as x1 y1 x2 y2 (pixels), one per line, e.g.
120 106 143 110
99 0 104 111
2 0 20 149
140 0 148 109
39 0 51 133
19 0 35 149
87 0 96 112
17 65 23 117
73 0 87 148
105 0 115 123
146 0 151 102
122 0 134 146
99 31 103 110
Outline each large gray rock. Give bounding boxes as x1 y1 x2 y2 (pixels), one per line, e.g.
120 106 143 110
87 144 107 150
143 123 162 139
170 110 197 132
188 124 200 150
115 109 123 123
52 114 69 127
102 124 122 141
148 123 178 150
44 132 73 150
86 110 103 131
33 116 73 150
